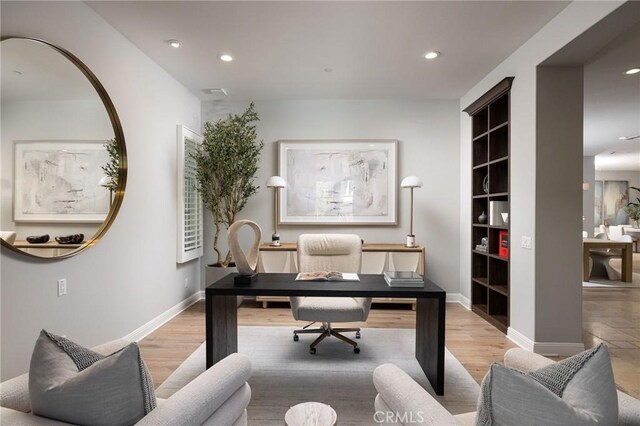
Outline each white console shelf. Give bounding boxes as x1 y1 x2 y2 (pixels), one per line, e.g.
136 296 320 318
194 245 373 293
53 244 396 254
257 243 425 310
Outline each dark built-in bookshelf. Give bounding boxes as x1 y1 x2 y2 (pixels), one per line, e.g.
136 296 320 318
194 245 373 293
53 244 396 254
463 77 513 333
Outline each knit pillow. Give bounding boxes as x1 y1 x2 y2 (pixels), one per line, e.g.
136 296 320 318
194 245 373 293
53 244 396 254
29 330 156 426
476 344 617 426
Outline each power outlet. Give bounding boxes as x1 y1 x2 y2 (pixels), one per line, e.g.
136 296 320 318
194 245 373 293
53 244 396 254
57 279 67 297
184 277 189 288
521 236 532 250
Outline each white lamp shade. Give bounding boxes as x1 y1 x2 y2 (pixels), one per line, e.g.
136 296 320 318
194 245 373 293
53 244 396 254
266 175 287 188
401 176 423 188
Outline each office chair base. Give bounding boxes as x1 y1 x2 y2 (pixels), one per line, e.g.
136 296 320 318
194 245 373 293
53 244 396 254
293 323 360 354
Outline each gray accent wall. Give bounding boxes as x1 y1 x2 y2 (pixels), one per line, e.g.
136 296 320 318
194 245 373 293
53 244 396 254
200 99 461 294
1 2 202 379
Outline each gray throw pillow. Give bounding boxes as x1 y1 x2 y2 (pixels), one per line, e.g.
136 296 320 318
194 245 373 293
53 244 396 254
476 343 617 426
29 330 156 426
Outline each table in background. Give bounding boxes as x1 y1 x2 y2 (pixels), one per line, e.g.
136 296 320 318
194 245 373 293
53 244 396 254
583 238 633 282
623 228 640 253
205 273 446 395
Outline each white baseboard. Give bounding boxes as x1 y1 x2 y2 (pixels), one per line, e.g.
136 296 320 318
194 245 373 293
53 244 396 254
507 327 534 352
446 293 471 309
508 327 585 356
123 291 203 342
532 342 585 357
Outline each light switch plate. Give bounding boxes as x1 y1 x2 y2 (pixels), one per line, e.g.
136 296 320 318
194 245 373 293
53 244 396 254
57 279 67 297
521 236 532 249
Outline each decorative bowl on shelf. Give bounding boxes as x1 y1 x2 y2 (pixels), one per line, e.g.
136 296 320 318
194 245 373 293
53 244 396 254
55 234 84 244
26 234 50 244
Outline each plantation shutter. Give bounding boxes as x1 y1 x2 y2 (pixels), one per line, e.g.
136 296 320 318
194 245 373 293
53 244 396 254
177 125 203 263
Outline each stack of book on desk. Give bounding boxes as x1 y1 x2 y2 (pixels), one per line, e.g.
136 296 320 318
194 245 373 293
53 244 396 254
384 271 424 288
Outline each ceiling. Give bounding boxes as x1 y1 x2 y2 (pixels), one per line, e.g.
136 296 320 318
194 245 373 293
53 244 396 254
583 23 640 170
1 38 98 102
88 1 569 101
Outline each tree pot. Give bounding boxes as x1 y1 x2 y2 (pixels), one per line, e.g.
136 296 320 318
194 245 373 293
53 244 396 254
205 263 243 307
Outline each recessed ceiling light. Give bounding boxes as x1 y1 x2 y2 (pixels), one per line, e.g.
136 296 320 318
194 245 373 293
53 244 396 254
219 54 233 62
165 39 182 48
624 67 640 75
424 51 440 60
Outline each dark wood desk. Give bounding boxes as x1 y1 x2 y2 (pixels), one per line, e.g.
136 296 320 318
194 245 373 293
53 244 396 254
205 273 446 395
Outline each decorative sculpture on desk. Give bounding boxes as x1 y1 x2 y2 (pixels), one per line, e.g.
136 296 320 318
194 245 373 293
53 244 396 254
227 220 262 284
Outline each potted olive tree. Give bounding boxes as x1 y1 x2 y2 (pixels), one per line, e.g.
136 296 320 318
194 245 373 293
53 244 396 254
624 186 640 228
193 103 264 286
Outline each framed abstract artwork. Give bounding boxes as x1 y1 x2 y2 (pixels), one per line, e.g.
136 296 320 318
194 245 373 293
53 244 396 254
14 140 110 222
277 140 398 225
601 180 629 226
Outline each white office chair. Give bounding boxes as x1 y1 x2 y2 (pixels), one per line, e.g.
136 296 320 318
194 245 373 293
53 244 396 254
609 225 623 240
290 234 371 354
599 225 608 238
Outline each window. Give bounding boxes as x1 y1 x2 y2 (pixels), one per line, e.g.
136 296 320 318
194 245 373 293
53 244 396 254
177 125 203 263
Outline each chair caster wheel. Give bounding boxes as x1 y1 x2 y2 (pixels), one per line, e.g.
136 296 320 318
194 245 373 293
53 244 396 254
354 347 360 354
355 331 361 339
310 348 317 355
293 334 299 342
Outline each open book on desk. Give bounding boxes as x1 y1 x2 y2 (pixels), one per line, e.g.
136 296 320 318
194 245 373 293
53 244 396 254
295 272 360 282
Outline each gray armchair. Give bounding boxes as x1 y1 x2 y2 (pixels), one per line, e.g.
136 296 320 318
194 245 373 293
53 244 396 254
290 234 371 354
373 348 640 425
0 339 252 425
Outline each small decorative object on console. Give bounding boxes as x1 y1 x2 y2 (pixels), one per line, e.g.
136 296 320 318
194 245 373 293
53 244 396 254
499 231 509 258
227 219 261 284
27 234 50 244
54 234 84 244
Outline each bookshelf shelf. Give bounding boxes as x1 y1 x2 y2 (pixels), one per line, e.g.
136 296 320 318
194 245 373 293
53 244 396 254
464 77 512 334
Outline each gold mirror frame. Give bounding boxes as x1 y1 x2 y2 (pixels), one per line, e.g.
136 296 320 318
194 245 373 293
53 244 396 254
0 37 127 259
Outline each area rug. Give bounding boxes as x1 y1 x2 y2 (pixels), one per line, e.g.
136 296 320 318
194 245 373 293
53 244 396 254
583 265 640 288
156 326 479 425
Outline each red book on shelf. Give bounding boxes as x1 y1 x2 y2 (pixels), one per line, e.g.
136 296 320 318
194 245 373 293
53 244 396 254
499 231 509 258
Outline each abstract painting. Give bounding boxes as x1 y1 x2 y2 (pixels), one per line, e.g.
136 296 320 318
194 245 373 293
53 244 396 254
278 140 397 224
602 180 629 226
594 180 603 227
14 141 110 222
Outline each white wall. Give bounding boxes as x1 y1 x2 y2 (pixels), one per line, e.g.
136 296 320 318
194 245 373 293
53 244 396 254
459 1 623 350
1 2 202 379
201 99 461 293
595 170 640 193
1 99 112 239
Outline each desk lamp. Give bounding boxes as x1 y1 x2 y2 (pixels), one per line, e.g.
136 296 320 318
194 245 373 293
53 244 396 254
401 176 423 247
266 176 286 246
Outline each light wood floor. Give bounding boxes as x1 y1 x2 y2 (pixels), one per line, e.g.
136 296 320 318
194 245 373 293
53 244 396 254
140 286 639 399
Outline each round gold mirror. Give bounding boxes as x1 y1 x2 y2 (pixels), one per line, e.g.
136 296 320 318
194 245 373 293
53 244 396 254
0 37 126 259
